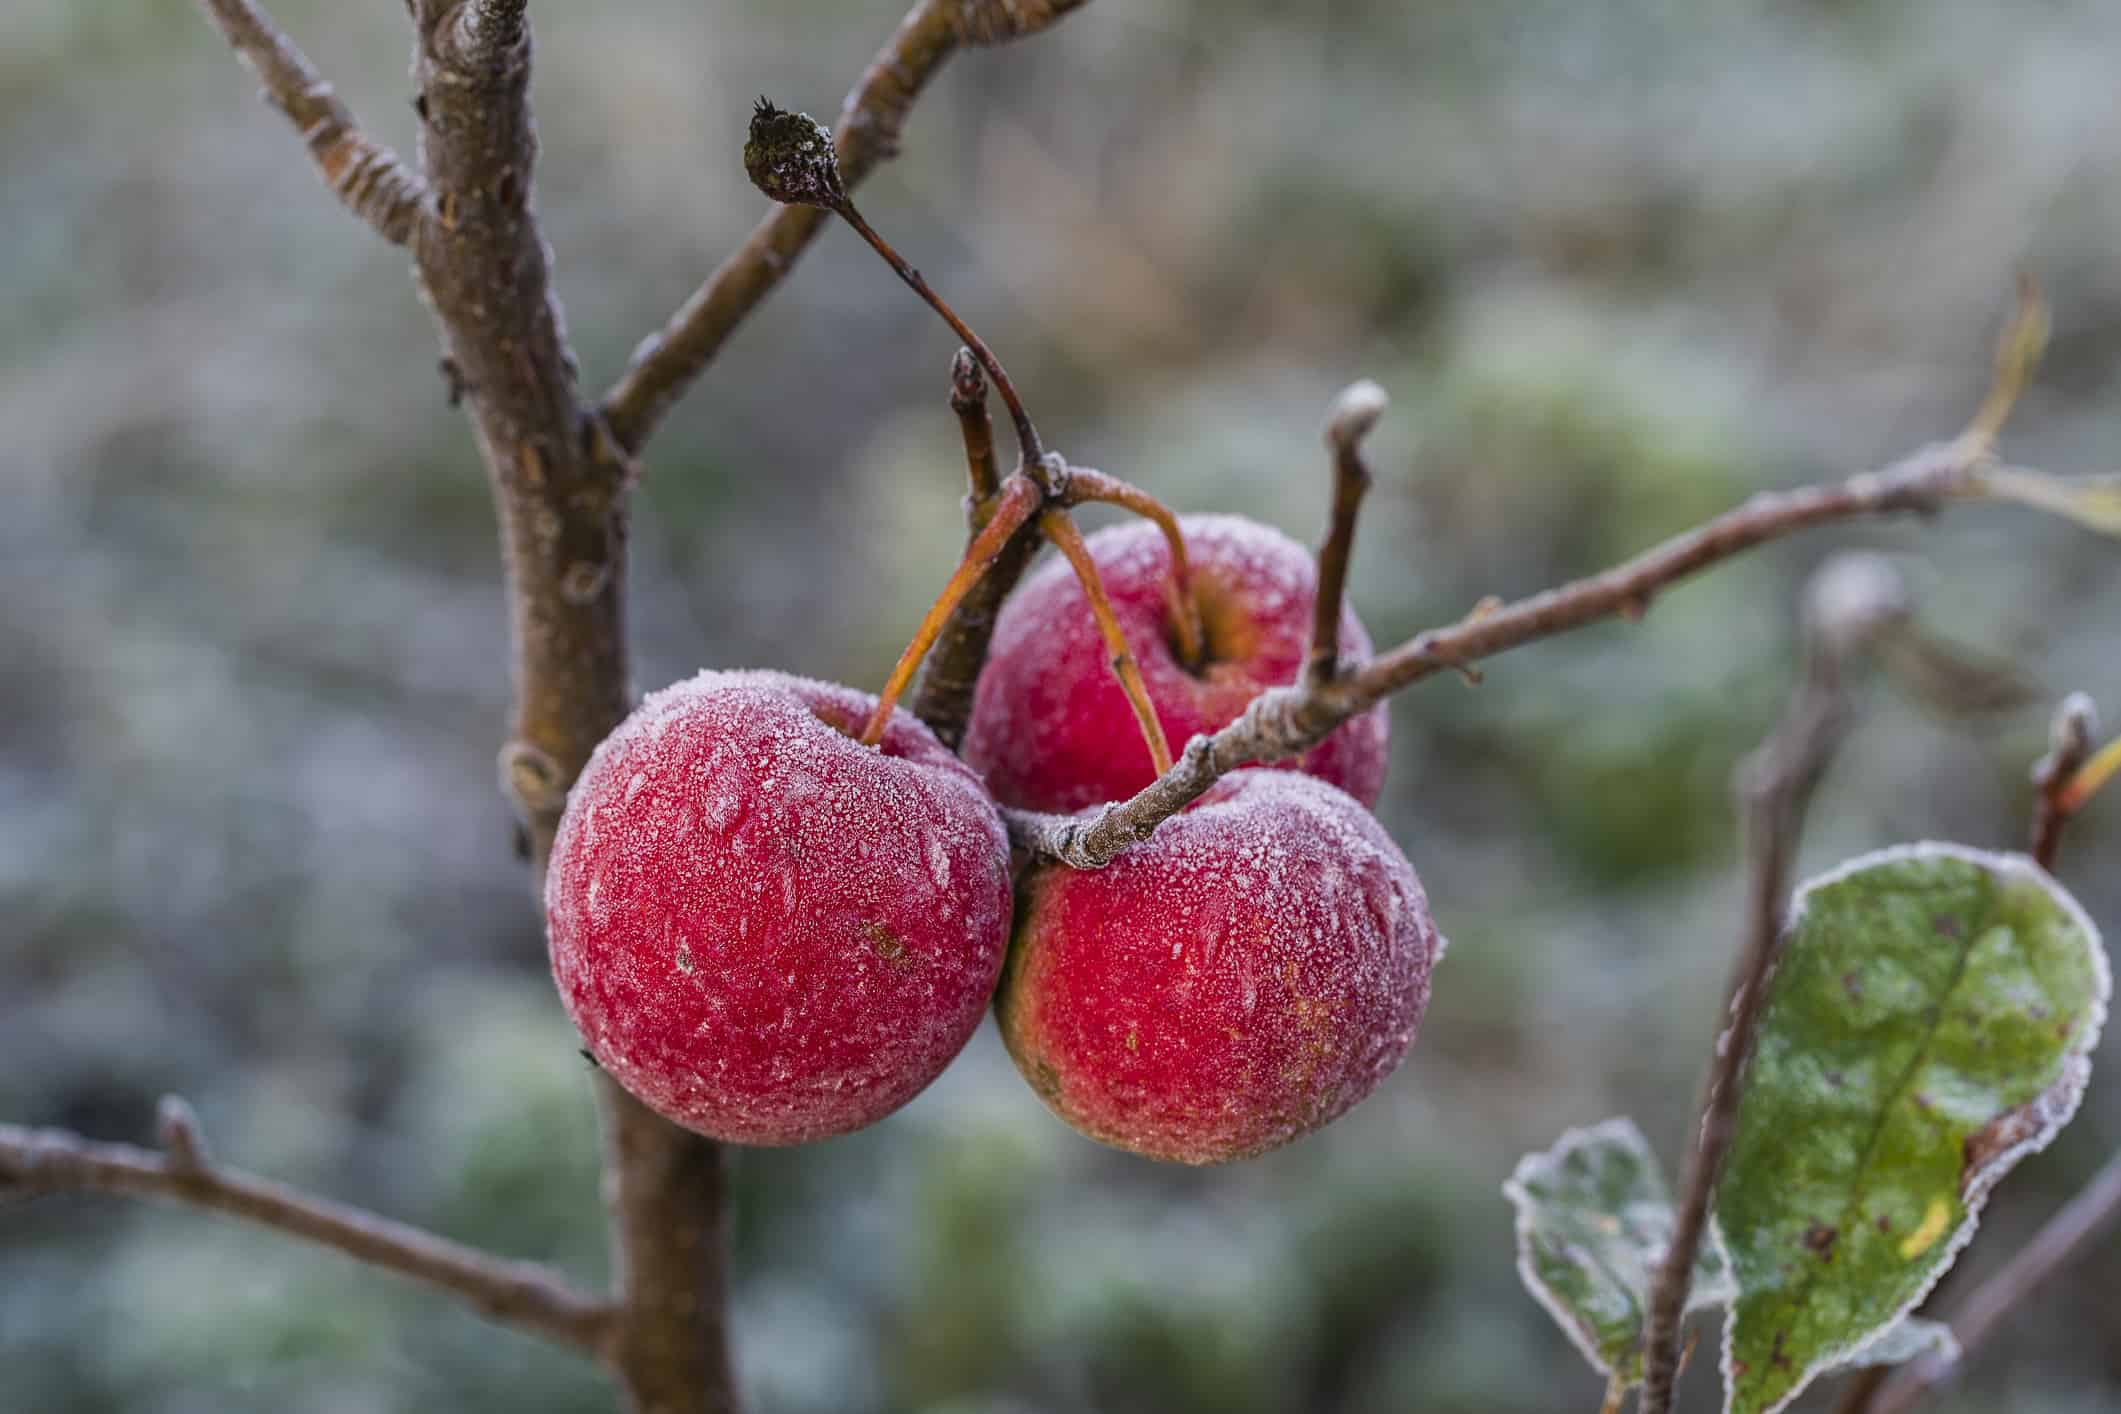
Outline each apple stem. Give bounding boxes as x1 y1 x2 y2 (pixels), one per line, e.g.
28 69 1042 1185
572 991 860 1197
860 475 1045 747
1039 507 1176 776
1308 380 1387 687
1059 467 1207 671
833 198 1043 468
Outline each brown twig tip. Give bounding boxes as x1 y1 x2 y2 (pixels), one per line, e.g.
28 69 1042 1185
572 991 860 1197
1310 380 1386 685
950 348 1003 509
1324 378 1389 455
2030 691 2101 870
155 1095 212 1171
2038 692 2100 781
744 99 846 208
950 347 987 411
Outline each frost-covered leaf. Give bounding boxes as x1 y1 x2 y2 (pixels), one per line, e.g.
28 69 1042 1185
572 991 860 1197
1832 1314 1959 1371
1505 1117 1735 1385
1717 843 2108 1414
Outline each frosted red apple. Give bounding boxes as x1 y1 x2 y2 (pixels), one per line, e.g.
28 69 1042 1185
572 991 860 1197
545 669 1013 1145
963 513 1389 813
996 769 1439 1164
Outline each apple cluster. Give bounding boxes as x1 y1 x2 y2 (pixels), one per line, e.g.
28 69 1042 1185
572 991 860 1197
546 517 1441 1165
547 97 1438 1164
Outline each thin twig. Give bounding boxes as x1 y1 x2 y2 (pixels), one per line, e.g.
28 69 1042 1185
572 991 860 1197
1011 437 2023 869
1013 295 2058 868
862 475 1044 743
951 348 1001 508
1309 379 1387 686
0 1110 616 1355
598 0 961 454
1638 568 1873 1413
909 352 1043 746
2029 692 2098 870
1868 1147 2121 1414
1041 507 1176 774
833 198 1041 464
196 0 427 245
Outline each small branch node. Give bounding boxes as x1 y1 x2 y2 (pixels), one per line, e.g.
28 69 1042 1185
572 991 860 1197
155 1096 212 1172
499 739 569 819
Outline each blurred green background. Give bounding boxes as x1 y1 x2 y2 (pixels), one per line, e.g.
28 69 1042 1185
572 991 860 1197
5 1 2120 1411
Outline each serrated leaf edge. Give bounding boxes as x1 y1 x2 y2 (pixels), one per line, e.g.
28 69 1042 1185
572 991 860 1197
1504 1116 1737 1383
1716 841 2110 1414
1834 1313 1962 1371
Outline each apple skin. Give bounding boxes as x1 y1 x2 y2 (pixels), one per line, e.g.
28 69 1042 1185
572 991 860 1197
963 514 1389 813
545 669 1013 1145
995 769 1439 1164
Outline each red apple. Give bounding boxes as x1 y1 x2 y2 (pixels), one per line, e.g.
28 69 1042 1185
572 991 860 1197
962 513 1389 812
545 669 1013 1145
995 769 1439 1164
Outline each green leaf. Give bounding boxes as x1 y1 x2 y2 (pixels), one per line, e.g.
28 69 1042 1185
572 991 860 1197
1717 843 2108 1414
1975 466 2121 536
1504 1117 1736 1385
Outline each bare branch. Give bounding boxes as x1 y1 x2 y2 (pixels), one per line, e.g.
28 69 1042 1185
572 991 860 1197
1309 379 1386 686
1869 1147 2121 1414
1636 556 1894 1412
599 0 963 453
0 1108 616 1355
195 0 427 245
601 0 1096 453
1013 438 2015 869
